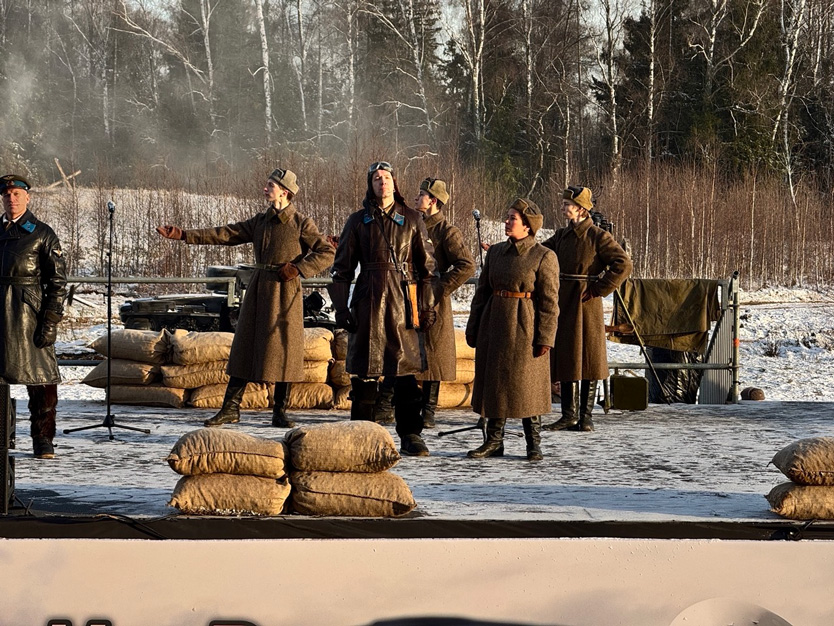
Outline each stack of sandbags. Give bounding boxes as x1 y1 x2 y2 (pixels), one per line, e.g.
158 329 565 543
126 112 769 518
167 428 291 515
330 329 351 409
438 328 475 409
767 437 834 519
84 329 188 408
293 327 335 410
285 421 416 517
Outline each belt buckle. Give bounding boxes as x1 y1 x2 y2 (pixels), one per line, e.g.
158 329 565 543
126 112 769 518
498 289 508 297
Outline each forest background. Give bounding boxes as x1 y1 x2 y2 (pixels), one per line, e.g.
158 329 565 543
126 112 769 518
1 0 833 290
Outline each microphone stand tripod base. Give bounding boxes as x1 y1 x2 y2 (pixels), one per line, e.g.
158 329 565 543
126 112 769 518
64 415 151 441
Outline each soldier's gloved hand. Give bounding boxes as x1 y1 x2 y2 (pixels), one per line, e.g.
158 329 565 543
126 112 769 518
156 225 185 240
581 285 600 303
533 344 551 358
326 235 340 249
276 263 300 282
466 334 476 348
335 309 358 333
419 309 437 330
34 310 62 349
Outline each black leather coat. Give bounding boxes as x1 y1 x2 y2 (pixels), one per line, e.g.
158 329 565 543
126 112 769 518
0 209 67 385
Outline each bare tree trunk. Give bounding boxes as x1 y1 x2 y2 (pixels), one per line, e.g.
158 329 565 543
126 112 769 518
255 0 273 144
199 0 217 133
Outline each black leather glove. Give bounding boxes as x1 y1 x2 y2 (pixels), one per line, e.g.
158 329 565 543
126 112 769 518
419 309 437 330
466 334 477 348
34 310 62 349
335 309 358 333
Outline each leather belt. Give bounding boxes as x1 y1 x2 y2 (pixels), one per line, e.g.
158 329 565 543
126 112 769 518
364 262 413 272
0 276 39 285
494 289 533 299
253 262 286 272
560 273 600 282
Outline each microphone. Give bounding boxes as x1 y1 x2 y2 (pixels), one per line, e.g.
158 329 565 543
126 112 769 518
472 209 481 221
107 201 116 213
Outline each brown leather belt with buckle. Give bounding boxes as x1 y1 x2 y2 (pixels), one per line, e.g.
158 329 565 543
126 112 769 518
494 289 533 299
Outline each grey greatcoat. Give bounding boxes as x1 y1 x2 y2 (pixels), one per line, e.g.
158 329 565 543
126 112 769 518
465 236 559 419
417 210 475 382
331 202 437 378
542 218 632 381
0 210 67 385
184 203 334 383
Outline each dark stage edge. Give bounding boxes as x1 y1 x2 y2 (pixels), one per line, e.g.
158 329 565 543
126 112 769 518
1 510 833 541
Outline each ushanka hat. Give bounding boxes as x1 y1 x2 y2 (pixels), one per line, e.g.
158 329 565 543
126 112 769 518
419 178 450 205
268 168 299 195
0 174 31 192
509 197 543 235
563 185 593 211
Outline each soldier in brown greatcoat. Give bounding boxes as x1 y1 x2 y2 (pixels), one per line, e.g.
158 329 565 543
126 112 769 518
157 168 334 428
413 178 475 428
329 161 438 457
465 199 559 461
542 185 632 432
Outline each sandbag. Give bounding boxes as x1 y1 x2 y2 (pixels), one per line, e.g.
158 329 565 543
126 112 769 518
303 360 330 383
304 327 334 361
455 328 475 360
288 382 333 410
109 383 188 408
189 382 271 409
89 329 169 365
332 329 349 360
333 385 351 410
169 331 234 365
438 383 473 408
772 437 834 486
329 360 351 387
169 474 291 516
290 471 416 517
766 482 834 520
285 421 400 472
82 359 159 388
167 428 288 478
161 361 229 389
452 359 475 385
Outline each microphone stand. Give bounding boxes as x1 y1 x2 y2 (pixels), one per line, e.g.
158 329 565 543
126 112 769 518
64 201 150 440
474 212 484 268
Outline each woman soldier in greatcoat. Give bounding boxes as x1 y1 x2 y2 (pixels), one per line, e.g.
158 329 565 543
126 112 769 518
465 199 559 461
329 161 438 457
542 185 632 432
157 168 334 428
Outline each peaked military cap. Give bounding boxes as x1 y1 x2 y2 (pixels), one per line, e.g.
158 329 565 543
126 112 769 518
0 174 31 192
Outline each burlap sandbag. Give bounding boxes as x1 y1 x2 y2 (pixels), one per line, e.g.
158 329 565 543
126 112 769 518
455 328 475 360
766 482 834 520
169 331 234 365
169 474 291 516
288 382 333 410
167 428 289 478
289 471 416 517
82 359 159 388
189 382 270 409
161 360 229 389
333 385 351 410
90 329 169 364
438 383 473 408
772 437 834 485
109 383 188 408
285 421 400 472
304 327 334 361
332 329 349 360
453 359 476 385
303 360 330 383
329 360 351 387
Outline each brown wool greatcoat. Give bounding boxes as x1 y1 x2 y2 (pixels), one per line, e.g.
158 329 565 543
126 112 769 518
542 218 632 382
465 236 559 419
417 210 475 382
331 202 437 378
184 203 334 383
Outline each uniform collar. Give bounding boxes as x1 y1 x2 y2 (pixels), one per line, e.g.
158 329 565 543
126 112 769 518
504 234 536 255
424 209 444 228
570 217 592 236
268 202 295 223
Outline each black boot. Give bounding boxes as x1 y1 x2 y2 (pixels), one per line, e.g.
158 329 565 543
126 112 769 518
522 416 543 461
421 381 440 429
373 377 395 424
543 381 580 430
395 376 430 457
271 382 295 428
579 379 597 432
350 378 378 421
205 377 247 426
467 418 505 458
28 384 57 459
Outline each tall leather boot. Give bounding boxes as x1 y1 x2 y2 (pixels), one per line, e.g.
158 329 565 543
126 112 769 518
373 376 395 424
28 384 57 459
467 418 505 458
579 379 598 432
543 381 580 430
522 416 543 461
205 377 247 426
395 376 429 456
271 382 295 428
350 377 378 421
421 380 440 429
